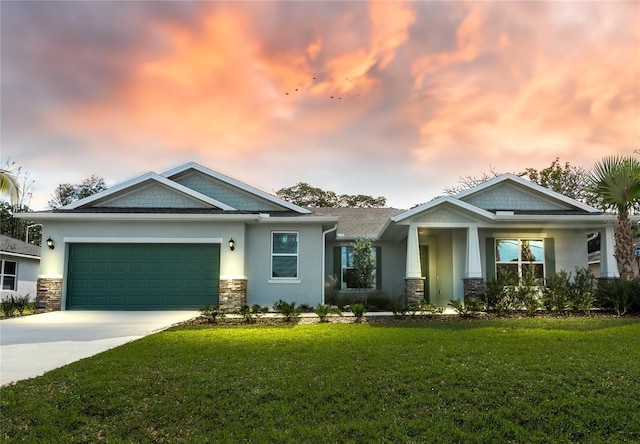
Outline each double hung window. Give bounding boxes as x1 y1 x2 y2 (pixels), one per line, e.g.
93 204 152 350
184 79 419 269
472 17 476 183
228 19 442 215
271 232 298 279
1 260 17 291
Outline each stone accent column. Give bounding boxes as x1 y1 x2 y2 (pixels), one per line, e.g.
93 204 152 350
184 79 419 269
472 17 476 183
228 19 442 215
405 277 425 306
219 279 247 312
36 278 63 312
463 278 486 301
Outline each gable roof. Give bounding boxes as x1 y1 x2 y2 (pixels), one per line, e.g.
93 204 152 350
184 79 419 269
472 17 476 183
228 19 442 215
390 196 497 224
62 172 236 210
58 163 311 214
162 162 312 214
0 235 40 258
455 174 601 213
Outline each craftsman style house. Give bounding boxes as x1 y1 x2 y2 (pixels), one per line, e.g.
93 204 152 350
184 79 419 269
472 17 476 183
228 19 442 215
19 163 617 311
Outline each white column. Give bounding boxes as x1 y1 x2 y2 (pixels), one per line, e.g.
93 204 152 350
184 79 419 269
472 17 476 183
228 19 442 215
465 226 482 278
406 224 422 278
601 225 619 278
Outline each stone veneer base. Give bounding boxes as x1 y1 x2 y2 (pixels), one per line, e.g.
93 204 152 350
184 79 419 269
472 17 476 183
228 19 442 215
219 279 247 312
404 277 426 306
36 278 63 312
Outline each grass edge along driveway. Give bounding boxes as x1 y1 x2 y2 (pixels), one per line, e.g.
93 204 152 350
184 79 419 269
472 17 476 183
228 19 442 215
2 318 640 443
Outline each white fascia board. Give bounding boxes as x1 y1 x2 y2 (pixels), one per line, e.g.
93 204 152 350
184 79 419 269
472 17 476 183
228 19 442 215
161 162 313 214
0 251 40 260
13 212 261 222
494 213 617 222
455 174 601 213
62 172 237 210
254 215 340 224
390 197 496 223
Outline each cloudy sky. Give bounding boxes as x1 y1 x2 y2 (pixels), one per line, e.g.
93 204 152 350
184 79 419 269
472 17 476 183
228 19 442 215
1 1 638 210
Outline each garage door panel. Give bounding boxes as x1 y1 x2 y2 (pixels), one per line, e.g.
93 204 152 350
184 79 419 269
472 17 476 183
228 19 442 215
67 243 220 310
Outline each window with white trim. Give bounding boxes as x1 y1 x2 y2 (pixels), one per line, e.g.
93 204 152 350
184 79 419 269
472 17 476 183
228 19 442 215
495 239 544 285
1 260 17 291
271 232 298 279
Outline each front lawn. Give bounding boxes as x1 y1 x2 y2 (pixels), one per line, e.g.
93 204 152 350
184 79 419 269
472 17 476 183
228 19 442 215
2 318 640 443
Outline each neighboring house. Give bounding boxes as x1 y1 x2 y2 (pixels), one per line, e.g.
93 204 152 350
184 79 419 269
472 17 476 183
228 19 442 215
0 235 41 301
18 164 619 311
588 237 640 278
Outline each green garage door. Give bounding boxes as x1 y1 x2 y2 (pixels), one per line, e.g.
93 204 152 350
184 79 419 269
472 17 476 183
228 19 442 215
67 243 220 310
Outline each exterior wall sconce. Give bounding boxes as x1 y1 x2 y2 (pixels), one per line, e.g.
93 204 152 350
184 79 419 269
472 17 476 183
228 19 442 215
46 237 55 250
229 238 235 251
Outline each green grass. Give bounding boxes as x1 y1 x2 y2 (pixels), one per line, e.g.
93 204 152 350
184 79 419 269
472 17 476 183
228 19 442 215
2 318 640 443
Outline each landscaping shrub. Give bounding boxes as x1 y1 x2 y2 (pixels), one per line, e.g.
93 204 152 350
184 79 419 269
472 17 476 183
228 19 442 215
595 278 640 316
513 270 541 316
297 304 315 313
1 295 17 317
239 305 256 324
314 304 341 322
483 277 506 314
448 297 482 317
568 267 596 315
250 304 269 315
200 305 225 323
349 303 367 322
14 294 30 315
273 300 301 322
543 270 571 315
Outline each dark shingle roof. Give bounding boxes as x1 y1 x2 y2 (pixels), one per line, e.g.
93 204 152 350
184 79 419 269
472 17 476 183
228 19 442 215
311 207 404 238
0 235 41 257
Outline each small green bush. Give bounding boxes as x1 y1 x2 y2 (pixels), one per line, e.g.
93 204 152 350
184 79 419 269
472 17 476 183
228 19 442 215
239 305 255 324
389 302 407 319
1 295 17 317
273 300 301 322
514 270 541 316
314 304 342 322
594 278 640 316
543 270 571 315
349 303 367 322
448 297 482 317
250 304 269 315
200 305 225 323
568 267 595 315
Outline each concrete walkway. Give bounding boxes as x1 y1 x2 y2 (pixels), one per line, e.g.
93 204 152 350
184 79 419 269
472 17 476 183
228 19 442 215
0 311 199 387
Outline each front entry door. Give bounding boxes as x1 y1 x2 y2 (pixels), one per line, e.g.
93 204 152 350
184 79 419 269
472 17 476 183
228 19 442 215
419 245 430 303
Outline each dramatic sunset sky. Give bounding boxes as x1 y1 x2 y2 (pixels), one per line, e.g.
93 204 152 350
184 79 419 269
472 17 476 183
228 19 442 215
1 1 638 210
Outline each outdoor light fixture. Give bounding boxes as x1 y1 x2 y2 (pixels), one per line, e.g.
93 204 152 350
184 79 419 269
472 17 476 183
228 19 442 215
229 238 235 251
46 237 55 250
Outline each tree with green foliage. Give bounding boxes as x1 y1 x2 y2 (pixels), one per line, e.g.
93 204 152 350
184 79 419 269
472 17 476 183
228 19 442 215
351 238 376 289
276 182 386 208
588 155 640 279
48 175 107 209
520 158 590 203
0 202 41 245
0 169 20 204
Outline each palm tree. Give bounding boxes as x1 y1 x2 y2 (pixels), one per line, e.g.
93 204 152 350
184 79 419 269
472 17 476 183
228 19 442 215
0 169 20 204
589 155 640 279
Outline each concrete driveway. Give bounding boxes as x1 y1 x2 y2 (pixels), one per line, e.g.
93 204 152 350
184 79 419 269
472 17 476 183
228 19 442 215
0 310 199 387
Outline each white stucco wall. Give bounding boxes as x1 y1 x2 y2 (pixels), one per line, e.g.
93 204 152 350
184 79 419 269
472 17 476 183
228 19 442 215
246 224 325 307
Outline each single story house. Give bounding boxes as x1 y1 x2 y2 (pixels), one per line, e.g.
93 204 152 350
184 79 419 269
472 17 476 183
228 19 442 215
0 234 41 301
18 162 619 311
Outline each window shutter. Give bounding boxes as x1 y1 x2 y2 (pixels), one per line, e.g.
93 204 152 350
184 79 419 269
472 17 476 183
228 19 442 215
375 246 382 290
333 246 341 290
544 238 555 277
485 237 495 280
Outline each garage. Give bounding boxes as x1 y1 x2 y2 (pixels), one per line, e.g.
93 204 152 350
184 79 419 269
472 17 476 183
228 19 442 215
66 243 220 310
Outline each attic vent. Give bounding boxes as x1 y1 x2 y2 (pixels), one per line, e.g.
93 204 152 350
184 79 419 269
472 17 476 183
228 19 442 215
496 211 515 216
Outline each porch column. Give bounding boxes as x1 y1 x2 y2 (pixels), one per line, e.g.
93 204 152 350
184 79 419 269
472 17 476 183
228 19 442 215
463 225 485 300
600 224 619 278
405 224 424 305
465 226 482 278
406 224 422 278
